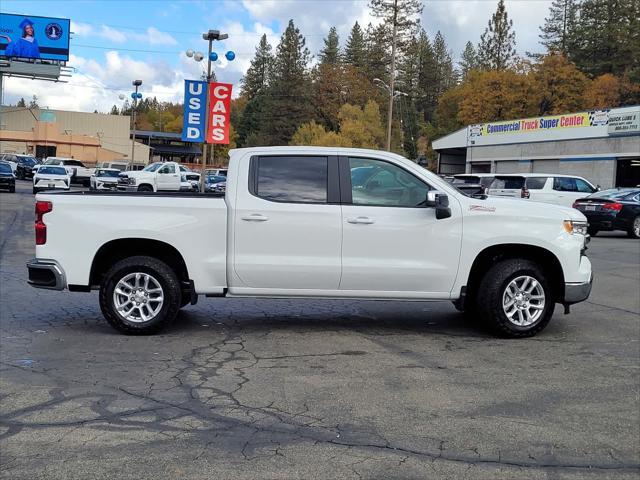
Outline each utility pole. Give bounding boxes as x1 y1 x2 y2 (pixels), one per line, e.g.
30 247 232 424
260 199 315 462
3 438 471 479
130 80 142 163
199 30 228 192
386 0 399 151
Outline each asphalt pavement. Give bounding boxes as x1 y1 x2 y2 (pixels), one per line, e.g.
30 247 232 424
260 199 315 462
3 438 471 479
1 180 639 479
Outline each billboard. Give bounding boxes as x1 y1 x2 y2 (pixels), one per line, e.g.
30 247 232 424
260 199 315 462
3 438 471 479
0 13 70 61
181 80 207 143
207 82 232 144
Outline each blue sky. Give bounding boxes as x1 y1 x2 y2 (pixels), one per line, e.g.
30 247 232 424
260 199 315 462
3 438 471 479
2 0 552 112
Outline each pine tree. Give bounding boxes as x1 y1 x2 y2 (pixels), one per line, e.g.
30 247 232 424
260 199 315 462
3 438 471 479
17 97 26 107
459 41 479 79
539 0 580 56
240 34 274 100
477 0 517 70
433 31 457 96
364 23 390 83
29 95 39 109
571 0 638 77
319 26 341 65
345 22 367 70
109 105 119 115
257 20 313 145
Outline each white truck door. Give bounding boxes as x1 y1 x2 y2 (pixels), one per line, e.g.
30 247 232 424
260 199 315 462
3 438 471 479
156 163 180 191
233 154 342 290
339 156 462 295
551 177 596 207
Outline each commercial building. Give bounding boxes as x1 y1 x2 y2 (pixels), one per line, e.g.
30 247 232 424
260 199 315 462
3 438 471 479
131 130 202 163
0 107 150 164
433 105 640 188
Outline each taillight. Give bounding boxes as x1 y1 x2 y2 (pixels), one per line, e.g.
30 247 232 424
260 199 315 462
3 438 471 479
602 202 623 211
35 201 52 245
521 187 530 199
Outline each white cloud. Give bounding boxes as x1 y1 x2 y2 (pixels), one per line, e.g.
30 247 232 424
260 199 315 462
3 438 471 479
72 23 178 46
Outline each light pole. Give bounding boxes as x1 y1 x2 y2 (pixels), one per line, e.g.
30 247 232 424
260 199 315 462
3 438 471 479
374 78 407 151
130 80 143 163
186 30 230 191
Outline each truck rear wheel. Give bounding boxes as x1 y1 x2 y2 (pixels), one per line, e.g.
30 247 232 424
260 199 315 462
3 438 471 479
99 255 181 335
138 184 153 192
476 259 554 338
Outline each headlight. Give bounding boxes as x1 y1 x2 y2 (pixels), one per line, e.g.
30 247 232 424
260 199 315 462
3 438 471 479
564 220 588 236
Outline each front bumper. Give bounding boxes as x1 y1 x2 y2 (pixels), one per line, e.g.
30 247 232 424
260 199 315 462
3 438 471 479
564 273 593 304
26 259 66 290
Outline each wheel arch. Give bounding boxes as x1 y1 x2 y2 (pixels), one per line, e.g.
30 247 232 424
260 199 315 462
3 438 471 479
90 238 190 287
465 243 565 304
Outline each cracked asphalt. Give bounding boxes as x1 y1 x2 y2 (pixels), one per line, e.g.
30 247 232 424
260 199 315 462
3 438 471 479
1 181 639 479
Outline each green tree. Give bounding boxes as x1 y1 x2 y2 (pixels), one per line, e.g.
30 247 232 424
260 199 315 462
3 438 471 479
29 95 39 109
344 22 367 70
109 105 119 115
571 0 639 78
257 20 313 145
539 0 580 56
319 26 341 65
459 41 479 79
240 34 273 100
478 0 517 70
364 23 390 83
17 97 26 107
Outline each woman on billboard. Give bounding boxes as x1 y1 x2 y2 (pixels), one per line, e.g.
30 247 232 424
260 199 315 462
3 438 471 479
1 18 41 59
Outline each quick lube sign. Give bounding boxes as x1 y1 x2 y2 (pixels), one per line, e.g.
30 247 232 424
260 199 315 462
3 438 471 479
181 80 206 142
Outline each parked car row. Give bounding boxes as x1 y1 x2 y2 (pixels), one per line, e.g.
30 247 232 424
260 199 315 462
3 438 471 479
446 173 639 238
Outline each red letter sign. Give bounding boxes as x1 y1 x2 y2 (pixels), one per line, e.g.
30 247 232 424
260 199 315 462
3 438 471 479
206 82 232 144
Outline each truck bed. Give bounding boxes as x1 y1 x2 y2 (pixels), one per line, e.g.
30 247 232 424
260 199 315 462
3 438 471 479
34 190 228 294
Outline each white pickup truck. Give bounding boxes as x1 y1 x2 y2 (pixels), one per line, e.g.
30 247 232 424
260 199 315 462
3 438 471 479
121 161 200 192
27 147 593 337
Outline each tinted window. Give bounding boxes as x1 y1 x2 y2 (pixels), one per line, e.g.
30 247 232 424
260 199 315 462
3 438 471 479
257 156 328 203
575 178 595 193
554 177 578 192
66 160 84 167
96 169 121 177
158 164 175 174
17 156 36 166
452 176 480 185
490 177 525 189
349 157 429 207
525 177 547 190
0 163 12 173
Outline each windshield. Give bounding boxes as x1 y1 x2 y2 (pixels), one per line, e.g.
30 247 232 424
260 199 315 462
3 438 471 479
0 163 12 173
39 166 67 175
44 159 63 165
206 175 225 184
143 163 162 172
17 156 37 166
97 169 121 177
490 177 525 189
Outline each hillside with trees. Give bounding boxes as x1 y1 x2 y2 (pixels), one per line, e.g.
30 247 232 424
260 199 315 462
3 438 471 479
106 0 640 166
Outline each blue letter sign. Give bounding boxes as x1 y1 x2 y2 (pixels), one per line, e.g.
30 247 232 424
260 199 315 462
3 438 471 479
181 80 207 142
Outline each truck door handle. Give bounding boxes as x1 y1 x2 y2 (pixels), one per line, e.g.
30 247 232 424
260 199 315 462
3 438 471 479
241 214 269 222
347 216 375 225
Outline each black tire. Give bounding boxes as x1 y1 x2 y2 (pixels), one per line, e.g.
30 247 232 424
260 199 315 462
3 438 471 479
475 259 555 338
180 297 191 308
587 227 598 237
628 216 640 239
138 184 153 192
99 255 181 335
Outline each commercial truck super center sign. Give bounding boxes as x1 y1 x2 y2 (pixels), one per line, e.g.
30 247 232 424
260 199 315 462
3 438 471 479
181 80 232 144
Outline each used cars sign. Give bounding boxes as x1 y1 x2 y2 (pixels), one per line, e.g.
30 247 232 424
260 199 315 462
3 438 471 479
181 80 206 143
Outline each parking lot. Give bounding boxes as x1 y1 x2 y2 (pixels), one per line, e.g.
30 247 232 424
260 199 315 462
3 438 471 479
1 180 638 479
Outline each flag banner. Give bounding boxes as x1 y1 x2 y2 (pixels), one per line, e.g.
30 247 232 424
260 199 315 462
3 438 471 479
206 82 232 144
181 80 207 143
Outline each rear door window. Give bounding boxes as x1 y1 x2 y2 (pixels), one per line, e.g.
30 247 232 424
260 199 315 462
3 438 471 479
525 177 548 190
254 156 329 204
553 177 578 192
575 178 595 193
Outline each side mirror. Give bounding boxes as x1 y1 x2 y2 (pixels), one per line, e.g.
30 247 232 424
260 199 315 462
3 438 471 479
426 191 452 219
596 185 601 191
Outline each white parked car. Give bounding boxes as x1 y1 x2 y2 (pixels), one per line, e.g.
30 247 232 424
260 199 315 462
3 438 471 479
27 146 593 338
90 168 122 191
32 165 70 194
487 174 598 207
34 157 95 186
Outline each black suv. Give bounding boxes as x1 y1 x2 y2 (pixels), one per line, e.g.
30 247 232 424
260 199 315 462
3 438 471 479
0 162 16 193
15 155 39 180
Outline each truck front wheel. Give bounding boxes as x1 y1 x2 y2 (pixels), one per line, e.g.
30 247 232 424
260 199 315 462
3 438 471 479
99 255 181 334
476 259 554 338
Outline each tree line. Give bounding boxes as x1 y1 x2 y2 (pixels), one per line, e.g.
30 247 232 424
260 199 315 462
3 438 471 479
108 0 640 165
